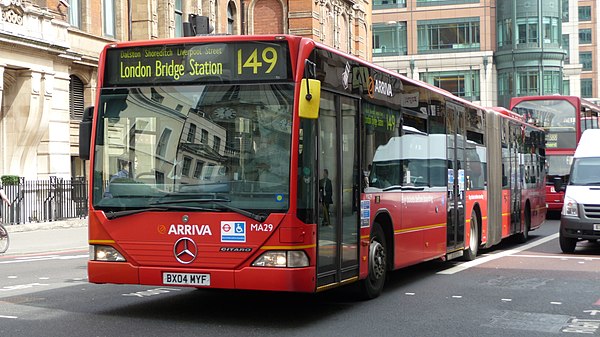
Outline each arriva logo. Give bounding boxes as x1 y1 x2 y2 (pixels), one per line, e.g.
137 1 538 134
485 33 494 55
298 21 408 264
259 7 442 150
167 224 212 236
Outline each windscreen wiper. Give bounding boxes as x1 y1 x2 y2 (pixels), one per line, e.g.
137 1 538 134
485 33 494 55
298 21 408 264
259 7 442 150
105 205 217 220
150 198 267 222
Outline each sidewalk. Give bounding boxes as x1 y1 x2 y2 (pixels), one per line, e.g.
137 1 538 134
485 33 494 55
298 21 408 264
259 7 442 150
3 218 88 255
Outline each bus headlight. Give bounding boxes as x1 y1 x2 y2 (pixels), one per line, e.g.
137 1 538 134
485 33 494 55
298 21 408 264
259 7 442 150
90 245 126 262
563 196 579 217
251 250 309 268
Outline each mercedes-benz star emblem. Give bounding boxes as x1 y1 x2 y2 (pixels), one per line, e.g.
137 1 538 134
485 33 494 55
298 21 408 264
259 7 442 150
173 237 197 264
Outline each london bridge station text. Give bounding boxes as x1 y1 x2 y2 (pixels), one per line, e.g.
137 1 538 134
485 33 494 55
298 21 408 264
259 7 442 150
120 59 224 81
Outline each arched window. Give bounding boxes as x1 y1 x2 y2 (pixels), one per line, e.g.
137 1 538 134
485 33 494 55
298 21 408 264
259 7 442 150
69 75 85 120
227 2 236 34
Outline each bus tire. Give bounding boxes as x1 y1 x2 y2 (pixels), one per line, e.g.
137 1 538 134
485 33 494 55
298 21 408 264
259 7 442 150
516 205 531 243
463 210 479 261
559 234 577 253
360 223 387 299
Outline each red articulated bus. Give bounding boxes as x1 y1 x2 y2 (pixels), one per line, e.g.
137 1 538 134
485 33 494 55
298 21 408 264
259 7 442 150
79 34 546 299
510 96 600 215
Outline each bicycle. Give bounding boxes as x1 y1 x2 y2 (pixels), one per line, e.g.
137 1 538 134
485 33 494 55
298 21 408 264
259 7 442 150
0 223 9 254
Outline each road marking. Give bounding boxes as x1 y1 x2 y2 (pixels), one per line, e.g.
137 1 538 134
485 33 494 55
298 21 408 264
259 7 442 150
0 254 87 264
0 315 18 319
508 254 600 260
437 233 559 275
501 298 512 302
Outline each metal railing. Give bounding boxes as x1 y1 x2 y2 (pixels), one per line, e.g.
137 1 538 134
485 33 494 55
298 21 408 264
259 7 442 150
0 177 88 224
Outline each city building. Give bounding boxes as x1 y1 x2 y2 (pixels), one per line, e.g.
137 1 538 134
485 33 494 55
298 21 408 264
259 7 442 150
0 0 372 180
371 0 590 108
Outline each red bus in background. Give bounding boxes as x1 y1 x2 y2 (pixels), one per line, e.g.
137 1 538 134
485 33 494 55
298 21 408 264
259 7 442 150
79 34 546 299
510 96 600 215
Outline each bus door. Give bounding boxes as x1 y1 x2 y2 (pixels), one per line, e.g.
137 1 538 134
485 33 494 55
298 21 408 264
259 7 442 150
446 102 466 257
316 92 360 287
509 123 522 233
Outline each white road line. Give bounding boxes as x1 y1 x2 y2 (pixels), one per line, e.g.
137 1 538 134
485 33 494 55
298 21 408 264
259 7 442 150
437 233 559 275
507 254 600 260
0 315 18 319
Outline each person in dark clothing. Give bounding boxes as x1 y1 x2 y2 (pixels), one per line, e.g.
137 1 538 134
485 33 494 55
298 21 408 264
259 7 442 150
319 169 333 226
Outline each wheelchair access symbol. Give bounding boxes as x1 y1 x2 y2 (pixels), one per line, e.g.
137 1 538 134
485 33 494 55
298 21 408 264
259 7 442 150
221 221 246 243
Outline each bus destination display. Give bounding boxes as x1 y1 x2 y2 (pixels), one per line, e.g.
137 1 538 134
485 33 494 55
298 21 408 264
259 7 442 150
103 42 291 86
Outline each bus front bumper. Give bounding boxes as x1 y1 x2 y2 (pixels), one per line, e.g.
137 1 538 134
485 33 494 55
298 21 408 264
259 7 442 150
88 261 316 293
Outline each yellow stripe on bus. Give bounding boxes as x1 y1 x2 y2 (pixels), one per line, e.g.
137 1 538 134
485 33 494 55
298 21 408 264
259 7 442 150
260 244 316 250
394 223 445 234
89 240 116 245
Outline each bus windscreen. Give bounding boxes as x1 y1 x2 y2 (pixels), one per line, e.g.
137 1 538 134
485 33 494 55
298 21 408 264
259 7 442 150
512 99 577 149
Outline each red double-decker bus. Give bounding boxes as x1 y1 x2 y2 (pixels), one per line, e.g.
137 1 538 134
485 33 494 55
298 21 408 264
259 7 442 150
79 34 546 298
510 96 600 215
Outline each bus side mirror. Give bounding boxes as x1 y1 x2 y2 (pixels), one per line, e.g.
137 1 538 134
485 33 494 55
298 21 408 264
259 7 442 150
79 106 94 160
298 79 321 119
553 176 564 193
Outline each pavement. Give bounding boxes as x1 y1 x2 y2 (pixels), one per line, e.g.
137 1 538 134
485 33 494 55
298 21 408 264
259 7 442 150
2 218 88 255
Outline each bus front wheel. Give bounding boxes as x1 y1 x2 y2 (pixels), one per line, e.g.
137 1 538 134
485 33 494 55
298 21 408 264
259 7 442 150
360 223 387 299
463 210 479 261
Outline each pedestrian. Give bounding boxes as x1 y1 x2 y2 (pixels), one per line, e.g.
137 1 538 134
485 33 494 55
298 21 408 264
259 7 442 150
319 169 333 226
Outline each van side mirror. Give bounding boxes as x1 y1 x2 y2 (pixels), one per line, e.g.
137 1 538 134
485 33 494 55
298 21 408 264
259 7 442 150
553 177 564 193
79 106 94 160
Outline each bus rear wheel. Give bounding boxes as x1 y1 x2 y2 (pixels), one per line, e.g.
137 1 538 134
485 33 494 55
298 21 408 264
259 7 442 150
360 223 387 299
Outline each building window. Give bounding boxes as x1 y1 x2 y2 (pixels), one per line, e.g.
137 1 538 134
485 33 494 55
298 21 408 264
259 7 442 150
201 129 208 144
213 136 221 152
581 78 593 98
542 69 561 95
187 124 197 143
373 0 406 9
373 22 407 55
562 0 569 22
517 70 538 96
517 17 538 44
579 6 592 22
542 17 559 44
69 75 84 120
175 0 183 37
497 18 513 47
227 1 236 34
102 0 115 37
68 0 81 28
420 70 480 101
193 161 204 179
157 128 172 157
417 18 480 53
562 79 570 95
182 157 192 176
562 34 570 63
579 29 592 44
580 52 593 71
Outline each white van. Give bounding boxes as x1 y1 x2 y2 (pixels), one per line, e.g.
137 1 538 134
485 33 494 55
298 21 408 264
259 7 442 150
555 128 600 253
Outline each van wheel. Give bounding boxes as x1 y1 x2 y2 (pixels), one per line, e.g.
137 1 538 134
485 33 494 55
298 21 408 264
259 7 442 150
463 210 479 261
359 223 387 299
559 234 577 253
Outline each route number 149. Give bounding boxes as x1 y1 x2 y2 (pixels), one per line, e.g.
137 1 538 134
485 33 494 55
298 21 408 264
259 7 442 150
237 47 278 75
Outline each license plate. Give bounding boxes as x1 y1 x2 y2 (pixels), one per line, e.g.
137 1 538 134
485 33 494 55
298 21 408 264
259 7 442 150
594 224 600 231
163 272 210 286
